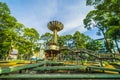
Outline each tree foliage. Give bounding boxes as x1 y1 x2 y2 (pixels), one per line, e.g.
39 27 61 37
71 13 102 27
0 2 40 60
86 39 102 51
40 32 53 44
106 26 120 53
84 0 120 53
58 36 65 47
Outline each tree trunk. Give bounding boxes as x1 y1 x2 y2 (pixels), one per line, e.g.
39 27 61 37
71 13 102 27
114 39 120 54
6 46 12 60
101 30 112 53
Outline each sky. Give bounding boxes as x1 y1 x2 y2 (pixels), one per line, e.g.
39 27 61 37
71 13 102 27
0 0 103 39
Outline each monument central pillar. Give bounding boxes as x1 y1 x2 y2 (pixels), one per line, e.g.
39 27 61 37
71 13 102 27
53 29 57 44
45 20 64 60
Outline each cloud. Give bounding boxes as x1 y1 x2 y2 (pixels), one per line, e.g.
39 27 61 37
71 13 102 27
60 17 86 35
56 0 93 35
1 0 93 36
3 0 58 35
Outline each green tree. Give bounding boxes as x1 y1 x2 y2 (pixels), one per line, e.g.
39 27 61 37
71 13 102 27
0 2 18 59
23 28 40 60
106 26 120 53
86 39 102 51
73 31 90 49
40 32 53 44
0 2 40 60
83 10 112 52
84 0 120 52
65 34 73 47
58 35 65 47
